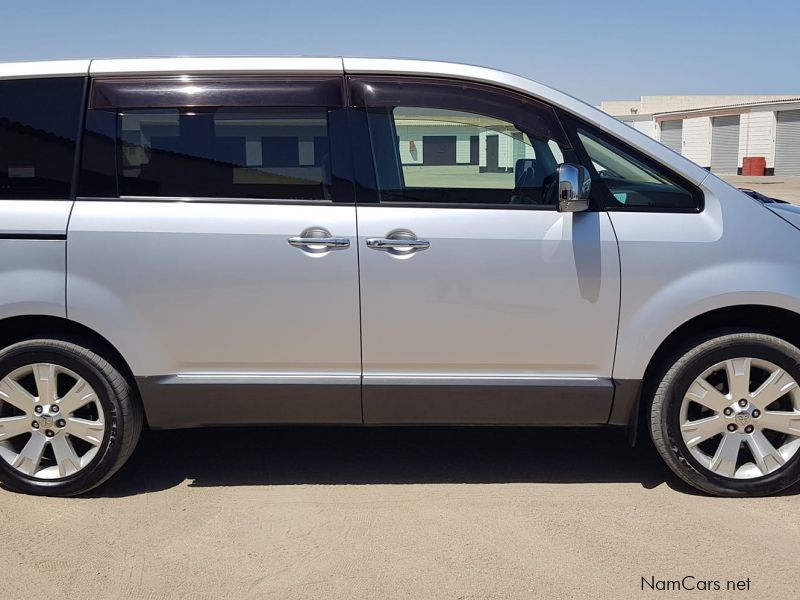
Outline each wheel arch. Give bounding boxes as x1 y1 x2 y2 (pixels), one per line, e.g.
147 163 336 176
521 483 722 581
0 314 140 407
627 304 800 444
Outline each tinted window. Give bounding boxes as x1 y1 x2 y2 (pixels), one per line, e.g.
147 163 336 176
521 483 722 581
577 129 700 210
0 78 84 199
354 79 572 208
115 108 332 200
79 109 117 197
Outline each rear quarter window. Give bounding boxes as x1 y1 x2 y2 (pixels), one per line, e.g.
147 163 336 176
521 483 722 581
0 78 85 199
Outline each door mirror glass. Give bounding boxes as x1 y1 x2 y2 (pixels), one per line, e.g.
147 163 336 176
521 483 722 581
556 163 591 212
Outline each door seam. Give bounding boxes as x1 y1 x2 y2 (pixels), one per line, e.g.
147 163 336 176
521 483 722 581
354 203 365 424
604 211 624 424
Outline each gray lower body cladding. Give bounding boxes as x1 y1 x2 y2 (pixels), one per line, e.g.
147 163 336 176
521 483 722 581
137 376 641 429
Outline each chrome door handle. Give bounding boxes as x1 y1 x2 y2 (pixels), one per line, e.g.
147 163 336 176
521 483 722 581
288 236 350 249
288 227 350 253
366 238 430 250
366 229 429 256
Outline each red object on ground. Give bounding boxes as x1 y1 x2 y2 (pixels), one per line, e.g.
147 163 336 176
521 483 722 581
742 156 766 176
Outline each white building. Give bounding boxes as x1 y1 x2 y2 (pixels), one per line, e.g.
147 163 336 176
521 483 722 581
393 109 535 173
600 96 800 175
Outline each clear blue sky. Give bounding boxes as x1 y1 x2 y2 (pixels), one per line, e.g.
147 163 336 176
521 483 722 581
2 0 797 103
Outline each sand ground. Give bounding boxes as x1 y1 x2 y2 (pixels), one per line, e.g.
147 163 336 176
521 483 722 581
2 426 798 599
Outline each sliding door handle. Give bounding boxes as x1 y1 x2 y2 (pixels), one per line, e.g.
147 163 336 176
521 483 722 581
289 236 351 249
366 238 430 251
366 229 430 255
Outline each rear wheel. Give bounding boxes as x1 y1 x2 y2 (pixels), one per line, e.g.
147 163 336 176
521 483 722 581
650 332 800 497
0 339 142 496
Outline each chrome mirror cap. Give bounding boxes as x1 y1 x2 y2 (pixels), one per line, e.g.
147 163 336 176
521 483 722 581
556 163 592 213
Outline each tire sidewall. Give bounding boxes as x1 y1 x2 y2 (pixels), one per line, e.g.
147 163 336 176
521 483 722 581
661 335 800 496
0 342 121 496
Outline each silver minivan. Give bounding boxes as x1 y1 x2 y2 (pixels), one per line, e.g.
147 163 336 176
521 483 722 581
1 57 800 497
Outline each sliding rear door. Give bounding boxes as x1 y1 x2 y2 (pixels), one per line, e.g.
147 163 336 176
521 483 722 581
68 75 363 427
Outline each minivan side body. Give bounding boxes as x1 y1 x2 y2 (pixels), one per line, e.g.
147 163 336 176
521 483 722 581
2 57 800 497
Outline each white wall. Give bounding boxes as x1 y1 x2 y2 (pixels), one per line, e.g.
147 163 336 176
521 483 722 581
681 117 712 168
456 138 471 164
632 120 656 139
599 100 641 115
604 104 795 172
398 124 533 169
627 110 780 171
738 110 777 168
603 95 800 117
396 124 475 165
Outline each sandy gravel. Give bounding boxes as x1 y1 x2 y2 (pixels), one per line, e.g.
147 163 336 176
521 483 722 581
2 426 798 599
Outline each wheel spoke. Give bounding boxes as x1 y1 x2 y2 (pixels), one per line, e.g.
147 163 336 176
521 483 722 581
57 378 96 415
65 417 104 446
0 376 36 413
0 416 31 441
708 433 741 477
758 410 800 437
725 358 752 401
685 377 729 412
750 367 798 410
32 363 58 404
50 435 81 477
681 415 724 448
746 430 786 475
11 433 47 476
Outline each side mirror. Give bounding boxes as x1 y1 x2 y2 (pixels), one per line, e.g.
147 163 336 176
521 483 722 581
556 163 591 213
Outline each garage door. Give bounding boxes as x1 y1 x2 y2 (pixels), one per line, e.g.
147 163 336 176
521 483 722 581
660 120 682 153
422 136 456 166
775 110 800 176
710 115 740 174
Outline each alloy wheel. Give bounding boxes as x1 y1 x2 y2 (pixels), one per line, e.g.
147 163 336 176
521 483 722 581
680 357 800 479
0 363 106 479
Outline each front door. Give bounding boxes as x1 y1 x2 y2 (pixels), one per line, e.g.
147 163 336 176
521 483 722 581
351 77 621 424
68 76 363 426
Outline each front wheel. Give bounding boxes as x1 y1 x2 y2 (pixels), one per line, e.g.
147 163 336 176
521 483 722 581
0 339 142 496
650 332 800 497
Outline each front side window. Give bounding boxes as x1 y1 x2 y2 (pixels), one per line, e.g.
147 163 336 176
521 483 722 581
0 78 84 199
354 78 572 208
577 129 700 210
115 108 332 200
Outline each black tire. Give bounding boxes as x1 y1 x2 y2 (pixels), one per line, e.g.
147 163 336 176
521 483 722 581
0 338 142 496
650 331 800 497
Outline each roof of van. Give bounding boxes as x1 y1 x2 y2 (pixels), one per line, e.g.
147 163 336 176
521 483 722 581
0 56 481 78
0 56 713 186
0 55 540 79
